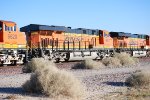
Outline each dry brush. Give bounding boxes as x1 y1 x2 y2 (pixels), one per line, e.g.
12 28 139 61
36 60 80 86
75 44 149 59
23 58 85 99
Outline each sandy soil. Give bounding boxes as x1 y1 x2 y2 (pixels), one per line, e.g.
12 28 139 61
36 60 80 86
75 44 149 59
0 59 150 100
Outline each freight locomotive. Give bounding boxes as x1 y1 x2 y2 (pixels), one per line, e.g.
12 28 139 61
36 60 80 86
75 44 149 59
0 20 150 65
0 20 26 65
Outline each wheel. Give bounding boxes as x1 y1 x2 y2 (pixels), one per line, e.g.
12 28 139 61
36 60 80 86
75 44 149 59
55 58 60 63
0 61 4 66
12 60 17 66
64 58 69 62
64 52 70 62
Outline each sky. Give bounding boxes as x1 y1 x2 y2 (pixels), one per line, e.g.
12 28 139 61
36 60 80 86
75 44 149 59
0 0 150 34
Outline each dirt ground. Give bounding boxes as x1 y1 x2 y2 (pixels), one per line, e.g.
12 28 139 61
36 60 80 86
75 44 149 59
0 58 150 100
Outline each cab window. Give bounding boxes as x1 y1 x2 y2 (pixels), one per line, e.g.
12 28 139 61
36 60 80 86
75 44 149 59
4 24 16 31
83 30 86 34
104 32 108 37
11 27 13 31
0 23 2 31
92 30 95 35
14 25 16 31
99 31 103 37
8 27 11 31
5 25 8 31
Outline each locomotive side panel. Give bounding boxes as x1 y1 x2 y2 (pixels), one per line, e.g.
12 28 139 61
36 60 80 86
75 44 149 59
145 35 150 50
100 30 113 49
137 35 146 49
64 31 82 50
110 32 131 49
128 34 139 49
54 31 65 50
30 32 40 48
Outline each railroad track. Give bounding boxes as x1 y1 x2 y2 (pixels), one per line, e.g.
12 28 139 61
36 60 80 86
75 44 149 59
138 57 150 62
0 60 82 75
0 66 23 75
0 57 149 75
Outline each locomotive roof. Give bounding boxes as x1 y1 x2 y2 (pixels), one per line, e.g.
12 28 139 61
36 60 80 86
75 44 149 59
20 24 67 32
110 32 131 37
0 20 16 24
20 24 99 35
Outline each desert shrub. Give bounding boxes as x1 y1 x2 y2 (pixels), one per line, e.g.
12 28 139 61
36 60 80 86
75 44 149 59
102 57 121 68
101 70 150 100
5 95 17 100
133 57 139 63
101 88 150 100
125 87 150 100
23 65 84 99
114 52 136 66
72 59 104 69
126 70 150 88
22 58 56 73
111 70 150 100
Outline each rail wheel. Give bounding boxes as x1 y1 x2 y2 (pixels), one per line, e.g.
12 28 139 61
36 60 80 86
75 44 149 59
64 52 70 62
55 58 60 63
64 58 69 62
12 60 17 66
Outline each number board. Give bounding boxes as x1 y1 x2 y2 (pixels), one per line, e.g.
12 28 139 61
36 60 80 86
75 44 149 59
8 34 17 39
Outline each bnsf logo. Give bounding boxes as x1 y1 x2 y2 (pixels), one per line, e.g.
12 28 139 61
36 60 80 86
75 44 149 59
8 34 17 39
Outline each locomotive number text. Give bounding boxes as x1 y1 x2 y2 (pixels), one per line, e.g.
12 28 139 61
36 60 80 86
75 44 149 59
8 34 17 39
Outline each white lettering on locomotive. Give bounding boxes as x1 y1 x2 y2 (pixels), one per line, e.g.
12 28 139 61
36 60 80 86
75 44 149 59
8 34 17 39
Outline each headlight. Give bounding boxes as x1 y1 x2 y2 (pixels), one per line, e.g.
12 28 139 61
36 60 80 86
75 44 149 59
22 54 25 57
0 57 4 61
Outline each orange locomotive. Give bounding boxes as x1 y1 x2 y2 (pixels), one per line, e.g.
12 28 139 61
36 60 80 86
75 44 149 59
110 32 150 57
20 24 150 62
0 20 26 65
20 24 114 62
1 20 150 64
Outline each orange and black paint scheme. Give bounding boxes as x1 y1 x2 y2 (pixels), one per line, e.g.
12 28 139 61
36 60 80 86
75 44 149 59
20 24 116 62
20 24 150 61
1 20 150 64
20 24 114 51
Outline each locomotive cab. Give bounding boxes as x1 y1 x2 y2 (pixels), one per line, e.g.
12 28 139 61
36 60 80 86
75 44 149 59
99 30 113 49
0 20 27 66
